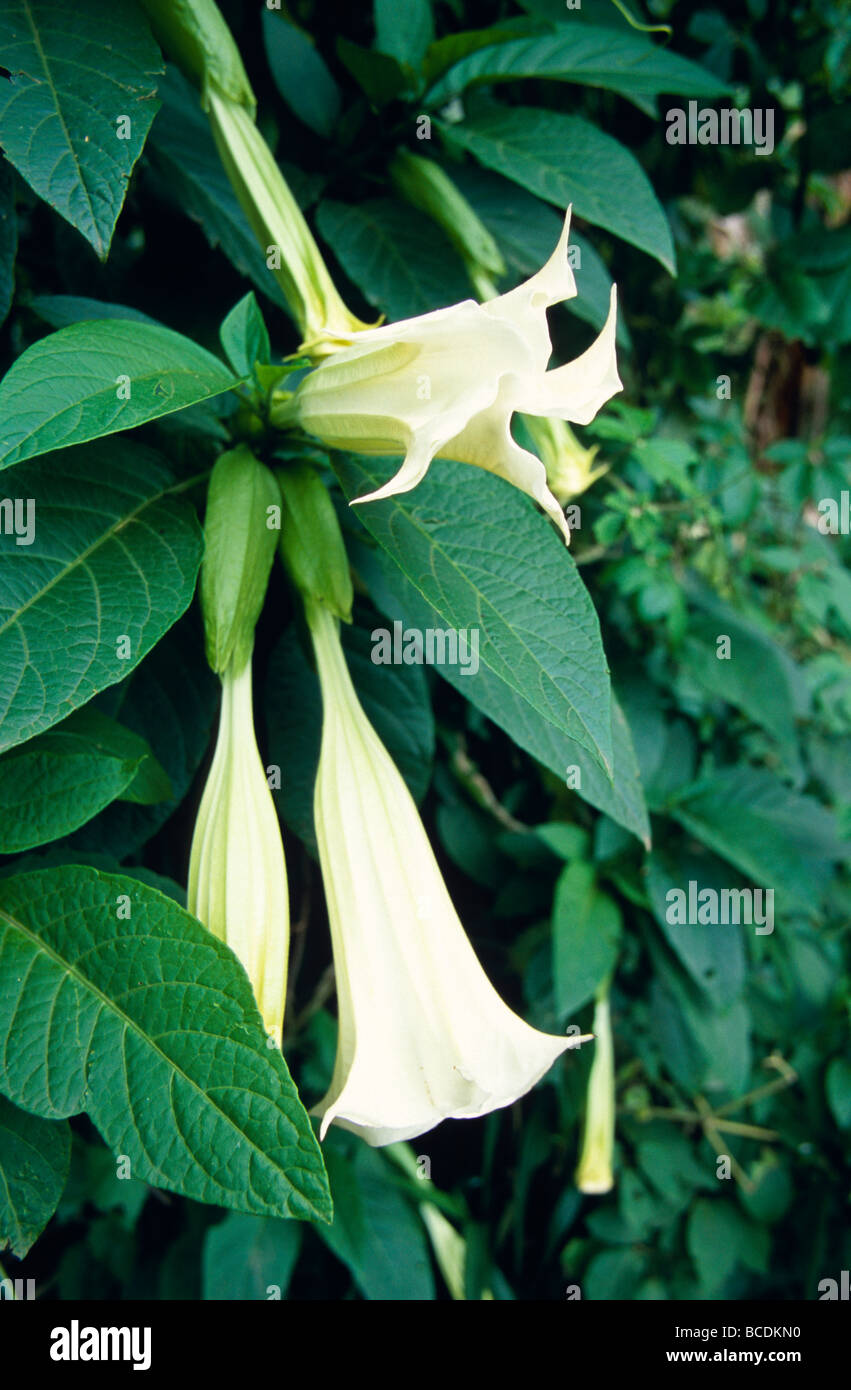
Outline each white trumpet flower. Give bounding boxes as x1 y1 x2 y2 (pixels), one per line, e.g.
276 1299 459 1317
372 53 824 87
188 653 289 1048
279 209 621 541
306 599 583 1146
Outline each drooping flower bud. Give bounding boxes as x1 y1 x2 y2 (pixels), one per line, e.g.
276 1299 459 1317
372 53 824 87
522 416 609 503
188 446 290 1046
141 0 369 351
389 150 507 295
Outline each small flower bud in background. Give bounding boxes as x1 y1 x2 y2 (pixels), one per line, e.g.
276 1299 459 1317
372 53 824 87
575 981 616 1195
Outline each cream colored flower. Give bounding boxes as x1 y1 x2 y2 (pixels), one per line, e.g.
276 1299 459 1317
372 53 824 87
305 598 584 1145
188 653 289 1048
278 209 621 541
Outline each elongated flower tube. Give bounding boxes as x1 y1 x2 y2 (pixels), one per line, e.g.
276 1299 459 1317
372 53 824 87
188 653 289 1047
575 983 616 1194
188 447 289 1046
302 597 584 1146
523 416 610 502
275 209 621 541
142 0 368 351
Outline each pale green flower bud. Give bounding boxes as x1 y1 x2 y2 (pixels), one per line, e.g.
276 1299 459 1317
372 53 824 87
142 0 369 350
389 150 507 284
575 983 616 1195
522 416 610 504
188 446 289 1046
276 463 353 622
201 446 280 676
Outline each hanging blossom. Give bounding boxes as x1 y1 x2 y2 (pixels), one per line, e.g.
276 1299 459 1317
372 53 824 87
303 596 585 1146
276 209 621 541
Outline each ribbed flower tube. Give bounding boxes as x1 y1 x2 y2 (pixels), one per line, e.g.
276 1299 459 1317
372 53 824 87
305 598 582 1146
188 653 289 1047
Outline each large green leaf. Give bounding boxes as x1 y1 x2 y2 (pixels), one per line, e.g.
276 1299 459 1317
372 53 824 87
203 1211 302 1300
0 0 162 257
0 707 169 854
0 440 202 754
316 198 471 321
68 617 217 859
645 844 747 1007
0 1096 70 1258
318 1145 435 1300
262 9 341 139
0 319 240 470
552 861 622 1018
668 767 843 910
0 866 332 1221
375 0 434 69
348 518 648 842
335 454 613 777
442 106 675 272
0 157 15 326
426 28 730 103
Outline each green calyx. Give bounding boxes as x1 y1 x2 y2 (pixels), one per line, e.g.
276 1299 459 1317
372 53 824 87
277 463 353 622
201 446 280 675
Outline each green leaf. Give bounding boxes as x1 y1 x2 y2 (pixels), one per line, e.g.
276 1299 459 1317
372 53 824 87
826 1057 851 1130
336 38 414 108
203 1211 302 1300
335 455 613 778
0 318 240 470
68 617 217 859
375 0 434 69
345 498 650 840
442 105 675 272
0 706 170 853
316 198 471 321
0 0 162 257
30 295 161 329
687 1199 769 1293
317 1146 435 1299
148 69 289 312
266 612 435 853
679 586 803 750
219 292 271 379
262 9 341 139
0 1096 70 1258
669 767 843 909
0 866 332 1222
0 157 16 326
0 439 202 754
426 28 730 104
551 861 622 1018
645 845 747 1006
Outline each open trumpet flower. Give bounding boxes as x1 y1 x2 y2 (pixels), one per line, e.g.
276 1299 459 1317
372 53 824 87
188 653 289 1048
305 598 583 1146
277 209 621 541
